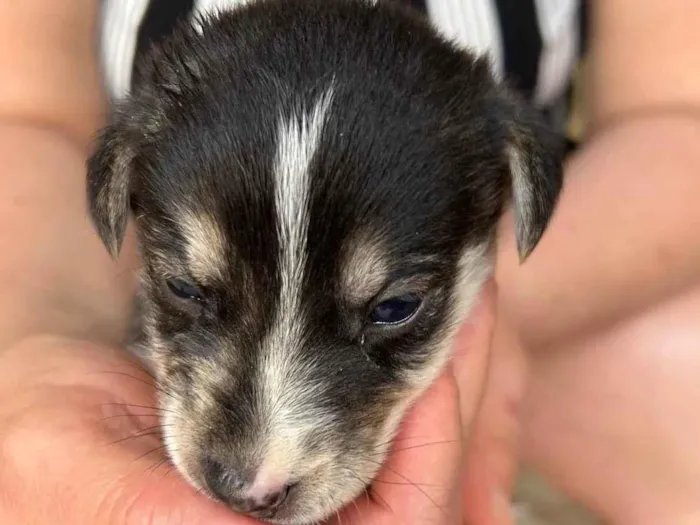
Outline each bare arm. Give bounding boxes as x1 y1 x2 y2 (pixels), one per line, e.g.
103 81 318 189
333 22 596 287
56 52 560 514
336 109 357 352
0 1 105 147
496 0 700 350
588 0 700 128
0 1 136 348
470 5 700 522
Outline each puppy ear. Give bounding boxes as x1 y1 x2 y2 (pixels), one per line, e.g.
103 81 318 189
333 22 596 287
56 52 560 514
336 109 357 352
498 94 564 261
87 25 194 258
86 123 136 258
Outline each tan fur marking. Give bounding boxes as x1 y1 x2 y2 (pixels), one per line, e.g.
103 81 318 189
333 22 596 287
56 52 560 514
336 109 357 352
178 210 227 281
340 231 388 305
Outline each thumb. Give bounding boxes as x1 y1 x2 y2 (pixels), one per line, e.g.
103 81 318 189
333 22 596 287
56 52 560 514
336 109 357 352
0 346 252 525
94 445 259 525
84 383 257 525
461 314 527 525
1 385 251 525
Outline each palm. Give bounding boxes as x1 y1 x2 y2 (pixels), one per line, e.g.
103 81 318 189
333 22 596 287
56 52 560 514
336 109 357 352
0 338 255 525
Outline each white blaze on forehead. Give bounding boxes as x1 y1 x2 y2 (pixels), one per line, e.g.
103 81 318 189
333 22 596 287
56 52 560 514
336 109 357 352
256 86 336 479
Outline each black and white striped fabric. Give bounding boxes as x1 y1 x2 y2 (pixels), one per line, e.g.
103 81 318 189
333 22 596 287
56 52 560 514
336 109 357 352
99 0 586 132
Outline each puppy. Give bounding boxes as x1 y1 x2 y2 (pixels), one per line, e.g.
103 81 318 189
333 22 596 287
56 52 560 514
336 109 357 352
87 0 563 523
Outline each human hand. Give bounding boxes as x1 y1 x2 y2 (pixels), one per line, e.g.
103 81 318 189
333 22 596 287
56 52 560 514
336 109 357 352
459 274 700 525
0 336 259 525
0 282 498 525
460 117 700 525
458 289 525 525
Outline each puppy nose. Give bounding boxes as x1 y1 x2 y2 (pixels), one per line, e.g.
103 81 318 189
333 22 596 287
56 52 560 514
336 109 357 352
202 456 247 497
202 456 294 516
235 482 293 515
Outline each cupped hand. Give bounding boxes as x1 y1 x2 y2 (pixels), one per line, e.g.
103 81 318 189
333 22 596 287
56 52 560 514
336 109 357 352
0 336 255 525
0 282 498 525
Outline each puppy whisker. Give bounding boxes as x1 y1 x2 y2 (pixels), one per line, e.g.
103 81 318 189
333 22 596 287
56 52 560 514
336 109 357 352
94 370 178 404
362 457 447 516
370 434 431 451
107 424 172 446
371 438 462 456
100 401 176 414
111 361 158 381
145 456 172 475
131 444 169 466
368 485 394 515
350 499 364 525
98 413 168 423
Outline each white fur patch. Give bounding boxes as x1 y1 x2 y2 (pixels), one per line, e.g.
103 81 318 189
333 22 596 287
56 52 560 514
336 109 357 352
254 86 336 483
404 241 492 390
162 395 199 486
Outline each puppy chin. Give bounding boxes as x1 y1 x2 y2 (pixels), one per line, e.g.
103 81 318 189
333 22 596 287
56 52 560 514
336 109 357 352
159 399 371 524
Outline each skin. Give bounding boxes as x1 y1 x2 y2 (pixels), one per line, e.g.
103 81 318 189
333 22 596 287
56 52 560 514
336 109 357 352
460 1 700 523
0 0 133 349
1 0 700 524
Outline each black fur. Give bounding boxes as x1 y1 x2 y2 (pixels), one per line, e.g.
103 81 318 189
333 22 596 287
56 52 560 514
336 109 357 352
86 1 563 523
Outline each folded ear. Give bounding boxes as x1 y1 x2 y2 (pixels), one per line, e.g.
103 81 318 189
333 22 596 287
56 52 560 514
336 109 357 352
498 94 564 261
86 122 136 258
87 23 202 259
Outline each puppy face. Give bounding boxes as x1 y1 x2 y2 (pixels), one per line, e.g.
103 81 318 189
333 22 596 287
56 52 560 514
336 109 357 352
87 1 562 523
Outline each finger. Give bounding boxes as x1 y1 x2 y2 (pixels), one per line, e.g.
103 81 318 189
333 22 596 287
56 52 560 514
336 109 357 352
462 313 528 525
2 384 250 525
93 452 259 525
89 394 258 525
450 279 517 525
452 279 498 440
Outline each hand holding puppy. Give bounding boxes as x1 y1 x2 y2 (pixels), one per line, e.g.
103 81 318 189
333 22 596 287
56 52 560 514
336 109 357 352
0 284 498 525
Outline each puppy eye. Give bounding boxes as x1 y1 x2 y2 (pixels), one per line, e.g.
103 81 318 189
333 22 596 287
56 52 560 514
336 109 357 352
370 295 422 325
166 278 204 301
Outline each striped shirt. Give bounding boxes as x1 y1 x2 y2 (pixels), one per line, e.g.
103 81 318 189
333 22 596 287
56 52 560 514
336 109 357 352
99 0 586 132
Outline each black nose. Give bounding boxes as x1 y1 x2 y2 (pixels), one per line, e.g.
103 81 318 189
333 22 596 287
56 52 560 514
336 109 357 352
201 455 295 517
202 456 247 499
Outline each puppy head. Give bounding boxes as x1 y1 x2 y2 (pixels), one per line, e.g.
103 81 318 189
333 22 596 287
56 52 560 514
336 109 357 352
87 1 562 523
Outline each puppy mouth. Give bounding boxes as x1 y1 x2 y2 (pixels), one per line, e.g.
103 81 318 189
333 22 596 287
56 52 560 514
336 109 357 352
161 401 391 524
188 454 377 525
